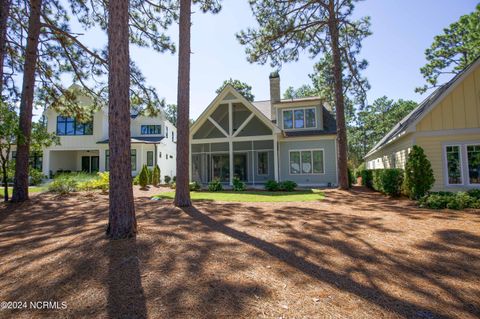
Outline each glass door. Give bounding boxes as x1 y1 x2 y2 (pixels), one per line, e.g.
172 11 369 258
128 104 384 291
91 156 99 173
81 156 91 172
234 154 247 181
212 155 229 182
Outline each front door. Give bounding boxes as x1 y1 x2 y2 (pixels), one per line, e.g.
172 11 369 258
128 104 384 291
234 154 247 181
81 156 90 172
212 155 229 182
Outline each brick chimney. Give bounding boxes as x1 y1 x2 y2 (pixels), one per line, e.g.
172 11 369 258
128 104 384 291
269 72 280 121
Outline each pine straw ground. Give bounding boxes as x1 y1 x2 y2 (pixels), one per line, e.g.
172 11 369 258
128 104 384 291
0 188 479 319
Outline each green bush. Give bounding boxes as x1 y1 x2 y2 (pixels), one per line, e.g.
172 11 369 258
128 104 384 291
170 182 176 189
189 181 201 191
208 179 223 192
467 189 480 199
48 178 77 194
78 172 109 192
278 180 297 192
173 176 176 182
419 191 480 210
360 170 373 188
147 169 153 185
404 145 435 199
265 180 279 191
152 166 160 186
29 168 45 186
355 163 365 178
371 169 404 197
164 175 171 184
232 177 246 191
348 168 354 187
133 174 140 185
139 165 149 189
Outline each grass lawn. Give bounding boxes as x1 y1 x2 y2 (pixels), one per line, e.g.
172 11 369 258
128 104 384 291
0 186 45 198
152 189 325 202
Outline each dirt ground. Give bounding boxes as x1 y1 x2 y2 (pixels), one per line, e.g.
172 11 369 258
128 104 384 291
0 187 479 319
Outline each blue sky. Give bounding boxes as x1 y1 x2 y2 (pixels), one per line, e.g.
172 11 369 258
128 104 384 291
69 0 478 120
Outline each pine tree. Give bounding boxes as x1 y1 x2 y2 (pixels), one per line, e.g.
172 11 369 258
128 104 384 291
152 165 160 187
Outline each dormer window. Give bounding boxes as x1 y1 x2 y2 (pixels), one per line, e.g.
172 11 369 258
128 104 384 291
141 125 161 135
283 107 316 129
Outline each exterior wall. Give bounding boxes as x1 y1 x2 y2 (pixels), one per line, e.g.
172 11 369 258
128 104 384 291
278 137 337 186
275 100 324 131
416 67 480 132
416 132 480 191
365 134 414 170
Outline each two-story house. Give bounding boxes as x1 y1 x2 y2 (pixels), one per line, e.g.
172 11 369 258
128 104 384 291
190 74 338 187
36 87 177 181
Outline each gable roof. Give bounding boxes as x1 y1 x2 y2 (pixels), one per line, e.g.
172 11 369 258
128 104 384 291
365 55 480 158
190 84 281 135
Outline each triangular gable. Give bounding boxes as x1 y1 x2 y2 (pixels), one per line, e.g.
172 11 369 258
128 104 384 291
191 84 280 137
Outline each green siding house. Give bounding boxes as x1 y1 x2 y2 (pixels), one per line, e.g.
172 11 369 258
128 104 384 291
190 74 338 187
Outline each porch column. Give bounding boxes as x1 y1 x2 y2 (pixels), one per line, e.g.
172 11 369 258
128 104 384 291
99 148 105 172
273 134 279 181
42 149 50 178
229 140 233 186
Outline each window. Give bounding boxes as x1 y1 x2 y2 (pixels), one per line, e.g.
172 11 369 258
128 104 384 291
257 152 268 175
467 145 480 184
141 125 161 135
166 126 169 138
56 116 93 135
147 151 154 166
172 131 175 142
11 151 16 159
446 145 462 184
289 151 301 174
165 153 168 160
312 150 324 174
290 150 324 175
283 108 316 129
105 150 109 171
131 149 137 171
159 152 162 158
283 110 293 129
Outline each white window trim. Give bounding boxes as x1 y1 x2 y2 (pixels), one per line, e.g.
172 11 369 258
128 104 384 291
257 151 269 176
466 143 480 187
282 107 317 130
288 149 325 175
443 143 465 187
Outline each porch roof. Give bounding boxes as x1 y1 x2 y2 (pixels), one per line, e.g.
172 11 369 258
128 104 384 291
97 136 164 144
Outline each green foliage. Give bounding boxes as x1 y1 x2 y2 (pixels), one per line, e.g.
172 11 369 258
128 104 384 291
371 169 404 197
29 169 45 186
152 165 160 186
208 179 223 192
278 180 297 192
232 177 246 191
416 4 480 93
164 104 177 124
139 165 149 189
78 172 109 192
265 180 279 191
467 189 480 199
173 176 176 182
419 192 480 210
216 78 254 101
347 168 354 188
164 175 171 184
355 163 365 178
48 178 78 195
170 182 176 189
189 181 201 191
133 175 140 185
147 168 153 185
404 146 435 200
360 170 373 188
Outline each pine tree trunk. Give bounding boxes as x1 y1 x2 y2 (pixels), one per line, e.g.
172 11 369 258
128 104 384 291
174 0 192 207
12 0 42 202
0 0 11 94
106 0 137 239
328 0 349 190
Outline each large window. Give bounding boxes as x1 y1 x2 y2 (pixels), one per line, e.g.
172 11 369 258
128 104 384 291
147 151 154 166
11 151 42 170
446 145 462 185
257 152 268 175
56 116 93 135
467 145 480 184
290 150 324 175
105 149 137 171
141 125 161 135
283 108 316 129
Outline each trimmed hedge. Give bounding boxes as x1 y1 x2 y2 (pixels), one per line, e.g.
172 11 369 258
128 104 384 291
358 168 404 197
360 170 373 188
419 191 480 210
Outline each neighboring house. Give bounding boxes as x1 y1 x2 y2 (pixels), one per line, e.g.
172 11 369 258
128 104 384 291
8 87 177 181
365 57 480 192
190 74 338 187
